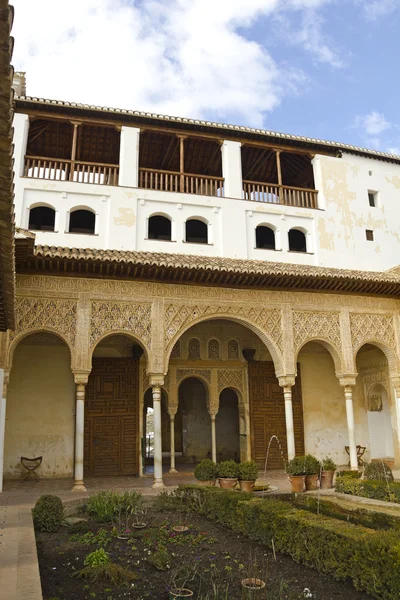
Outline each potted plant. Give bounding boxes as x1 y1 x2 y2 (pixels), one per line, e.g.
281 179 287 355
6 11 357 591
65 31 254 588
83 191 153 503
320 455 337 489
304 454 321 491
217 460 239 489
168 562 196 599
194 459 218 486
238 461 259 492
286 456 306 492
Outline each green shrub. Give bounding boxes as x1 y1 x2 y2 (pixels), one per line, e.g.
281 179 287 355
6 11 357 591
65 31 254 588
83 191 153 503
84 548 109 567
194 459 218 481
148 548 172 571
85 490 144 530
238 461 259 481
335 476 400 503
364 462 394 483
178 485 400 599
74 562 138 585
304 454 321 475
321 456 336 471
217 460 239 479
286 456 306 476
32 495 65 532
336 470 360 478
85 490 120 521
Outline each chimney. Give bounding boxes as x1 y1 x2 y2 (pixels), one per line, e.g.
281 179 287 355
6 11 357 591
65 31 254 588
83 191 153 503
12 72 26 96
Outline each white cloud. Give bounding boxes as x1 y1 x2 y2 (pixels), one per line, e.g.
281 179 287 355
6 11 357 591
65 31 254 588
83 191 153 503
354 111 391 136
11 0 345 127
360 0 399 20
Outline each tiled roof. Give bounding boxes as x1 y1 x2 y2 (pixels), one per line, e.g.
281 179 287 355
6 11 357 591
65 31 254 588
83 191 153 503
15 244 400 296
15 96 400 164
0 0 16 331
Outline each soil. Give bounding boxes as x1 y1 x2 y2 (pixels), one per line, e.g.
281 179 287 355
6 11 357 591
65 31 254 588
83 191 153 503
36 509 371 600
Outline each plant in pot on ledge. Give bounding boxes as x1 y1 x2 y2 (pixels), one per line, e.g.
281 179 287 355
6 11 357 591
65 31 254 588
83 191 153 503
238 460 259 492
218 460 239 489
304 454 321 491
320 455 337 489
286 456 306 492
194 459 218 486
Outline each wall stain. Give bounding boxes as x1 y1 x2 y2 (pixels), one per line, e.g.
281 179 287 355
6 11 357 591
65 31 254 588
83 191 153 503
386 175 400 189
114 208 136 227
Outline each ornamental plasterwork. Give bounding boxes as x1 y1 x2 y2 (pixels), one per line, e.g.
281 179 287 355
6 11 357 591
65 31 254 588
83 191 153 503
217 369 244 394
228 339 239 359
164 303 283 352
170 341 181 358
10 297 77 347
208 339 220 360
350 313 396 352
90 301 152 349
292 310 341 353
188 338 201 360
176 368 212 385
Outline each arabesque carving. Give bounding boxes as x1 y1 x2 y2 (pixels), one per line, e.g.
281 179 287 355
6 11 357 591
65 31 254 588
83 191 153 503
293 310 341 353
217 369 244 393
10 297 77 347
90 301 151 348
176 368 211 385
350 313 396 352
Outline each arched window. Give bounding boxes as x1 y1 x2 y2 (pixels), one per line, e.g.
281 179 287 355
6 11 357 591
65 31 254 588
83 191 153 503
69 209 96 234
288 228 307 253
208 339 220 359
256 225 275 250
28 206 56 231
148 215 172 240
188 338 201 360
186 219 208 244
228 339 239 359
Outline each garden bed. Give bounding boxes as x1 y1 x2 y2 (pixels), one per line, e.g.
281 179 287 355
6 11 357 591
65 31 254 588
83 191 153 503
36 506 370 600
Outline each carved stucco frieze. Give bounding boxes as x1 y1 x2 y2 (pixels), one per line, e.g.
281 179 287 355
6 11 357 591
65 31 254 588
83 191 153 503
350 313 397 353
10 297 78 348
90 301 152 349
164 303 283 353
292 310 341 353
217 369 244 394
176 368 212 385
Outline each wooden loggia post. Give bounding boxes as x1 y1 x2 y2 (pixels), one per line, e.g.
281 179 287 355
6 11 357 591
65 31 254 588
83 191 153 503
69 121 81 182
178 135 186 193
275 149 283 204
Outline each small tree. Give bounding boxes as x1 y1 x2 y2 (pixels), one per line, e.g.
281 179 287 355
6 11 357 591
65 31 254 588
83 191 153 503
194 459 218 481
32 495 65 532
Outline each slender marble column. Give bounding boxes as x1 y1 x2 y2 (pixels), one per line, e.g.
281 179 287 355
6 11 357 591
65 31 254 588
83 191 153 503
283 386 296 460
72 380 87 492
344 386 358 470
0 370 7 493
169 413 178 474
211 414 217 463
152 385 165 488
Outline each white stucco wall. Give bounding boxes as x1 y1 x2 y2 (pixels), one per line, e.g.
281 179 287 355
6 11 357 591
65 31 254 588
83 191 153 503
13 114 400 271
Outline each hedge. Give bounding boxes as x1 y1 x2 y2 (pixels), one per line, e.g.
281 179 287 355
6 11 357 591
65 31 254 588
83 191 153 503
335 476 400 503
177 485 400 600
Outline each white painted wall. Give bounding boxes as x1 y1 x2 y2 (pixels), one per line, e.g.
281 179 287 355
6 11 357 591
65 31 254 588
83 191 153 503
13 114 400 271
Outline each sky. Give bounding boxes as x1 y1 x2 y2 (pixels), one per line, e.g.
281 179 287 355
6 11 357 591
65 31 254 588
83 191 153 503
11 0 400 154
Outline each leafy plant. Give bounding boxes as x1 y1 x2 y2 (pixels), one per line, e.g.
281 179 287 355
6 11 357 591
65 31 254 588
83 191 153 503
194 459 218 481
148 548 172 571
217 460 239 479
364 462 394 483
286 456 306 476
335 476 400 503
84 548 109 567
169 560 198 593
321 456 336 471
85 491 121 521
32 495 65 532
304 454 321 475
238 461 259 482
336 469 360 479
74 562 138 585
70 528 113 547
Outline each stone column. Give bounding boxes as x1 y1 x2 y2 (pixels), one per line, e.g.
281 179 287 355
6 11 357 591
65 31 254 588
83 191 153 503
339 377 358 470
72 373 89 492
391 377 400 446
119 126 140 187
209 370 219 463
151 375 165 488
168 410 178 474
210 413 217 463
221 140 242 199
0 370 8 493
279 377 296 460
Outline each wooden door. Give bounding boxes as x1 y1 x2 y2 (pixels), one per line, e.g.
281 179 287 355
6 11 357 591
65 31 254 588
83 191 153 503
249 361 304 468
84 357 139 476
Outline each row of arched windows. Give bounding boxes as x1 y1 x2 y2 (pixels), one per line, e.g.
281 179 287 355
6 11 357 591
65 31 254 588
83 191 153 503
28 206 96 235
256 225 307 253
149 215 208 244
171 338 240 360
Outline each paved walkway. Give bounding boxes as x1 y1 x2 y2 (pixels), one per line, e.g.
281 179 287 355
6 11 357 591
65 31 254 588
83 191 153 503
0 468 290 600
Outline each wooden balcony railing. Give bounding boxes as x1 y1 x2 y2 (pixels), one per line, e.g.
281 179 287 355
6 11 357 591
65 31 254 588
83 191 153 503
243 180 318 209
23 156 119 186
139 167 224 197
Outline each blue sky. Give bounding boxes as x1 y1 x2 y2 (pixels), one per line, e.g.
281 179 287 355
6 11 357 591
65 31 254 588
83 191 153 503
11 0 400 154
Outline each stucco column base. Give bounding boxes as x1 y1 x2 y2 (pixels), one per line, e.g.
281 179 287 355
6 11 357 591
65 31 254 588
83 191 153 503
152 479 166 489
72 480 87 492
169 468 178 474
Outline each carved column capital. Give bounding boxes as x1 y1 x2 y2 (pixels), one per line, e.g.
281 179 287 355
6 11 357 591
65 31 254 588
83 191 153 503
338 374 357 388
278 375 295 389
2 370 10 397
73 371 90 386
149 373 165 388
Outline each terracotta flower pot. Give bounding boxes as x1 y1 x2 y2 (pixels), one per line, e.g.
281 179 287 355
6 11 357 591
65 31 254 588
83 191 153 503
305 474 319 491
239 480 255 493
320 470 335 489
219 477 238 490
169 589 193 599
173 525 189 533
289 475 305 492
241 578 266 591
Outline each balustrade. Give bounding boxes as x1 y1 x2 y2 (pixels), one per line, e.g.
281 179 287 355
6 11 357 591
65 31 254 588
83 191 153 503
243 180 318 209
23 156 119 186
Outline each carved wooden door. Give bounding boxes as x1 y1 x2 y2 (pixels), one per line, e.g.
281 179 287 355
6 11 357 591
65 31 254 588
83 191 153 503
84 357 139 476
249 361 304 468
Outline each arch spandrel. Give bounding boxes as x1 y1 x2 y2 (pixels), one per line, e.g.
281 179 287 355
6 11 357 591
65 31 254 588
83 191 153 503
164 305 284 375
350 313 398 374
